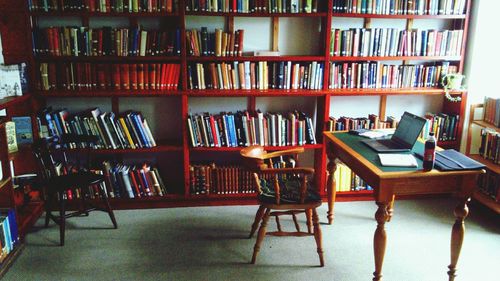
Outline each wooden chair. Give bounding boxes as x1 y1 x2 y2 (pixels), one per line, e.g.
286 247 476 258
32 134 118 246
240 146 324 266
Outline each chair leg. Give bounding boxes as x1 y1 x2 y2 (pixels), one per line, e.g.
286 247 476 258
249 205 266 238
99 184 117 229
80 188 89 216
251 208 271 264
312 208 324 267
292 212 301 232
45 193 53 228
58 192 66 246
275 215 282 232
306 209 313 234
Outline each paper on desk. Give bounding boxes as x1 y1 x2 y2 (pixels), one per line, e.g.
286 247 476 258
359 131 392 139
378 153 418 167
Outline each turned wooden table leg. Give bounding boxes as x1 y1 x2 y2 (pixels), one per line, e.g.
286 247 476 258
326 144 338 225
386 195 395 222
447 198 470 281
373 201 390 281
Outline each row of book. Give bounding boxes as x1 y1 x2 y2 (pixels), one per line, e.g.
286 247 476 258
185 0 321 13
187 110 317 147
477 171 500 202
189 164 255 195
333 0 466 15
483 97 500 128
186 28 244 57
422 112 460 141
479 129 500 164
0 209 20 263
33 27 181 57
38 63 181 91
102 162 167 198
333 161 372 192
327 114 397 131
328 61 456 89
39 107 157 150
28 0 178 12
330 28 464 57
188 61 324 90
327 112 459 141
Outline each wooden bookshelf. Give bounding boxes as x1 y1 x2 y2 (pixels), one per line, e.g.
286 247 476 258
0 0 472 217
465 104 500 214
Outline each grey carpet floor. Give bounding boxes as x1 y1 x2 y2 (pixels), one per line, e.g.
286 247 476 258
3 198 499 281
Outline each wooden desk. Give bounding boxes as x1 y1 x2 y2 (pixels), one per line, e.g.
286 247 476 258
323 132 484 281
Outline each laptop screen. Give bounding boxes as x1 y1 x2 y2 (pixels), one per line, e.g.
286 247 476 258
392 112 427 147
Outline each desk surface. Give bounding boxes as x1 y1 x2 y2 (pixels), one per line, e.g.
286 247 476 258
324 132 482 183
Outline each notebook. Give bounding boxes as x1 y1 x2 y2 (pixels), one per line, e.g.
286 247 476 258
362 112 427 153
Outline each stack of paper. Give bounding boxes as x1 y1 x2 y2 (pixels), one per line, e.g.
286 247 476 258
378 154 418 167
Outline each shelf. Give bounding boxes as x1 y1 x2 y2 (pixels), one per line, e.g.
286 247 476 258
17 201 45 237
190 144 323 152
64 144 183 154
326 88 465 96
331 13 466 19
471 120 500 133
0 95 31 111
0 177 12 190
30 11 179 17
467 154 500 174
40 90 182 97
186 89 325 96
0 243 25 279
330 56 461 62
472 190 500 215
36 56 181 62
187 56 325 62
185 11 328 17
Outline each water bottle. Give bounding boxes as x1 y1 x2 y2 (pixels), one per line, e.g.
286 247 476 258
423 132 436 171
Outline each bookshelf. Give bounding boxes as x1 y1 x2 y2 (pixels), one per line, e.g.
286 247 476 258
465 103 500 214
0 0 472 213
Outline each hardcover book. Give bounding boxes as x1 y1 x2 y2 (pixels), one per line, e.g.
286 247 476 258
11 116 33 145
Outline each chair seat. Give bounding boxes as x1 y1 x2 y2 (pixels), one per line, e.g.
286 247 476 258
44 172 104 193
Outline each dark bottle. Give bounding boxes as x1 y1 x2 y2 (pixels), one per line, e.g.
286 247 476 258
423 132 436 171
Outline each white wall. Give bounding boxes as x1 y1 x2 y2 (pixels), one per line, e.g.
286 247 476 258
460 0 500 151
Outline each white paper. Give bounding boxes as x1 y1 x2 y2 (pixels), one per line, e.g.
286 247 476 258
378 153 418 167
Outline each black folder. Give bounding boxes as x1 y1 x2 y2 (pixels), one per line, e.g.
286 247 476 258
416 149 486 171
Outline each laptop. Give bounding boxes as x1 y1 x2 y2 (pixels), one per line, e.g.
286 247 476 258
361 112 427 153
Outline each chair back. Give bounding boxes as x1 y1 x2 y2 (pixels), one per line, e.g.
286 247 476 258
32 134 100 181
240 146 311 205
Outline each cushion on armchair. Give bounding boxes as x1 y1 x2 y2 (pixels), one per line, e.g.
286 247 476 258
258 177 321 204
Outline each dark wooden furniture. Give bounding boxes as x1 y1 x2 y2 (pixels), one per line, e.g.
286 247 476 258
465 104 500 214
324 131 484 281
240 146 323 266
32 134 117 246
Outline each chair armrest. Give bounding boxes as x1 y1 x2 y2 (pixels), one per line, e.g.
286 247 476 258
260 147 305 159
259 167 315 175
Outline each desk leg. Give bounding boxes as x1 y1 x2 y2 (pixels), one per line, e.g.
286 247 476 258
447 198 470 281
326 146 337 225
373 201 389 281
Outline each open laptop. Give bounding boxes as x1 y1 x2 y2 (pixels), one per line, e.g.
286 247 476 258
361 112 427 152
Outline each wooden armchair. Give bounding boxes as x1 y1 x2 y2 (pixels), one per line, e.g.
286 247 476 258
240 146 324 266
32 134 118 246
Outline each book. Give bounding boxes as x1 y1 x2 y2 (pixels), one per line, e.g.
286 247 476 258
5 121 18 153
11 116 33 145
0 64 23 99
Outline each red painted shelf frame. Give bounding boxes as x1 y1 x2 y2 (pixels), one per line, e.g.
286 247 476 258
19 0 472 207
